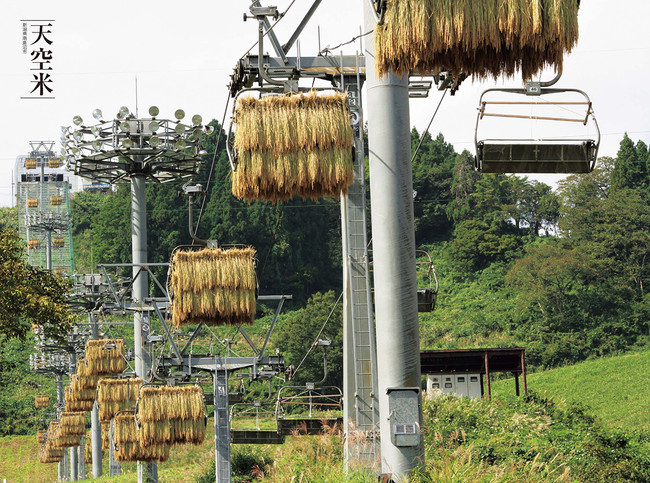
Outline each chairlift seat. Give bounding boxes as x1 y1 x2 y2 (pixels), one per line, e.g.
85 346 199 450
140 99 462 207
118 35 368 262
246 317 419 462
417 288 437 313
230 430 285 444
277 417 343 436
476 140 597 174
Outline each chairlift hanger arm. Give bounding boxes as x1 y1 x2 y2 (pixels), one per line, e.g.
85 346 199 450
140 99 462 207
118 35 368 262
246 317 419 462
248 1 288 64
282 0 323 54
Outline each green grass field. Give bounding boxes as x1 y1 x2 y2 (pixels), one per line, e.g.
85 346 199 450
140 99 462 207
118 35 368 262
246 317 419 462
492 350 650 431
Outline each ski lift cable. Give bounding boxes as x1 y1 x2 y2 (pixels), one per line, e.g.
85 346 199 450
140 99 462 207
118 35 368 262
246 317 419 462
292 291 343 378
194 91 232 236
411 87 449 164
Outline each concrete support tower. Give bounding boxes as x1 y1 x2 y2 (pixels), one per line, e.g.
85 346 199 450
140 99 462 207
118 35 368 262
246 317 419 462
364 2 425 479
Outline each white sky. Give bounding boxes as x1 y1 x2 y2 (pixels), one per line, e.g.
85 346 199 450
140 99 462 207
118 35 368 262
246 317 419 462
1 0 649 208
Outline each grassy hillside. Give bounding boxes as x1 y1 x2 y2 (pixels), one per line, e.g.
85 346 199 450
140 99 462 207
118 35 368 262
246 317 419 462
4 388 650 483
0 435 57 483
492 350 650 431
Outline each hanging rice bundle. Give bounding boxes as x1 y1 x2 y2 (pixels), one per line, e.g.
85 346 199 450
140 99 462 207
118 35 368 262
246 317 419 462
50 195 62 206
102 421 110 450
374 0 580 80
84 339 127 376
28 239 40 249
59 412 86 437
136 385 206 446
50 420 81 449
37 429 48 444
48 158 61 168
113 412 170 462
65 383 95 412
39 440 65 464
232 91 354 202
52 236 65 248
76 360 102 389
35 395 50 408
25 158 37 169
27 197 38 208
169 247 256 327
84 436 92 464
97 378 142 422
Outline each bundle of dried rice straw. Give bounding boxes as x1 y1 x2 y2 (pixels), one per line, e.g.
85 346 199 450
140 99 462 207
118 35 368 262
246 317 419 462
375 0 580 79
39 440 64 464
97 378 142 422
75 360 102 390
170 247 256 327
114 412 170 462
136 385 206 446
35 395 50 408
84 436 92 464
233 91 354 202
84 339 127 376
50 420 81 449
65 384 95 412
59 412 86 437
102 421 110 450
37 429 48 444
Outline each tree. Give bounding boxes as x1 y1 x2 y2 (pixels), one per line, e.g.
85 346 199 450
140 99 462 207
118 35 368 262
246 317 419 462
0 229 72 341
447 150 481 224
0 207 18 231
611 134 648 192
411 132 456 242
271 291 343 387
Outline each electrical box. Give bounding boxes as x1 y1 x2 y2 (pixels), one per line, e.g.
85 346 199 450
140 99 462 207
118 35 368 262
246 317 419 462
426 373 483 399
387 387 421 447
442 375 455 395
455 375 469 397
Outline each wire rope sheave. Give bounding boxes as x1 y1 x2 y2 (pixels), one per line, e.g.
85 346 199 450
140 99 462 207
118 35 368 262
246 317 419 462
135 385 207 446
96 377 142 422
374 0 580 80
113 411 170 462
169 247 257 327
230 91 355 202
475 87 600 173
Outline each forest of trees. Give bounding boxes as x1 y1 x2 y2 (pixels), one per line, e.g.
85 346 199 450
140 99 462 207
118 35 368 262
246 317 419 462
62 125 650 384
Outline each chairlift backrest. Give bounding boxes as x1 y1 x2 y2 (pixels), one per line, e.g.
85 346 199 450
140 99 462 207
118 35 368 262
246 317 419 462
475 86 600 174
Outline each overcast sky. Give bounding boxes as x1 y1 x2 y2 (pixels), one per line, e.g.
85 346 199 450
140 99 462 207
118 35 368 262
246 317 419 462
1 0 648 208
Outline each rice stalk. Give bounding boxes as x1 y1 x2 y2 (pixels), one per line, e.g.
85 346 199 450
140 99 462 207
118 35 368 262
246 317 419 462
59 411 86 437
232 91 354 202
97 378 142 422
84 339 127 376
84 436 92 464
113 412 170 462
136 385 206 446
35 395 50 408
102 421 110 450
169 247 257 327
375 0 579 79
37 429 48 444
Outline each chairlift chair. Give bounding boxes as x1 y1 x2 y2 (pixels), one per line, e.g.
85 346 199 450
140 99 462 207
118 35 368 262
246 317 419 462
416 250 439 312
229 398 284 444
475 72 600 174
275 385 343 436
